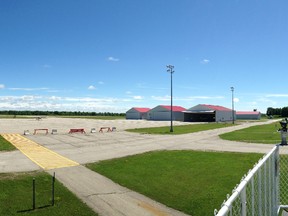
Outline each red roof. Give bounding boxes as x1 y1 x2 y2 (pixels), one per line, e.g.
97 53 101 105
236 111 260 115
133 107 151 113
160 105 186 112
200 104 232 111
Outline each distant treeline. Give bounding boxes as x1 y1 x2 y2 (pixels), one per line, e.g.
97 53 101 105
267 107 288 117
0 110 125 116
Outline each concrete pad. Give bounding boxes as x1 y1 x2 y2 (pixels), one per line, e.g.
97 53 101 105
47 166 189 216
0 118 278 173
2 133 79 170
0 150 40 173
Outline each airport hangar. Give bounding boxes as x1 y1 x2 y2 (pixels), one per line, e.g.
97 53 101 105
126 104 236 122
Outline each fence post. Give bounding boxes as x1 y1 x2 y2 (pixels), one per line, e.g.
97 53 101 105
32 178 36 210
264 162 268 215
258 167 262 216
52 172 55 206
251 177 255 216
240 188 247 216
275 145 280 215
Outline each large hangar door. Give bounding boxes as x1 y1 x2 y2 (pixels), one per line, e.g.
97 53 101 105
184 112 215 122
126 112 140 119
154 111 170 120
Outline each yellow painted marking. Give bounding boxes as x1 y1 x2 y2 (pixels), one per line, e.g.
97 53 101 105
138 201 168 216
1 133 79 170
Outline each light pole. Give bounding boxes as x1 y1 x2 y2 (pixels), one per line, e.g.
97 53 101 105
167 65 174 132
231 87 235 124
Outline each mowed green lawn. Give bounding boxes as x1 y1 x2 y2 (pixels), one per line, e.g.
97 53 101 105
219 122 281 144
87 150 262 216
126 122 235 135
0 135 16 151
0 172 97 216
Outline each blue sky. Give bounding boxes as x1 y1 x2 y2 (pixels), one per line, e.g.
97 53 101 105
0 0 287 113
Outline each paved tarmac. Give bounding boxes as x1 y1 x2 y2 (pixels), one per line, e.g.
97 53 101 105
0 117 280 215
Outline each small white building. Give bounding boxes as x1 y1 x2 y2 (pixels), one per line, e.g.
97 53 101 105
147 105 186 121
236 111 261 120
183 104 235 122
126 107 151 120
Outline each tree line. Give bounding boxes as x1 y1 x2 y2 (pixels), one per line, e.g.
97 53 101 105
266 107 288 117
0 110 125 116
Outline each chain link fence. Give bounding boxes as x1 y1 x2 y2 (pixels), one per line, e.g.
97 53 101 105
214 145 288 216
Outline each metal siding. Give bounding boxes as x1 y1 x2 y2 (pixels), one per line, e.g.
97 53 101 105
215 110 235 122
174 112 184 121
188 104 211 111
153 111 170 120
147 106 168 120
126 112 141 119
236 114 261 120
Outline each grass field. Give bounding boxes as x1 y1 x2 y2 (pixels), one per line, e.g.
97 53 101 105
0 115 37 119
86 150 262 216
0 171 97 216
0 114 125 120
0 135 16 151
219 122 281 144
59 115 125 120
126 122 235 135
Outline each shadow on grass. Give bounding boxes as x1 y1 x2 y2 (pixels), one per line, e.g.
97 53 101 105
17 204 52 213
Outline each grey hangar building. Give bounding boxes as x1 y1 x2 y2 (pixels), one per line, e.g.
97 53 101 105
126 104 261 122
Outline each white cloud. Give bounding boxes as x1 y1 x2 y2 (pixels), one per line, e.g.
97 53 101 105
107 56 119 62
151 95 170 101
234 98 240 103
151 95 225 102
266 94 288 98
0 84 5 89
0 95 132 112
88 85 96 90
133 96 143 100
98 81 104 85
200 59 210 64
49 96 62 101
9 87 49 91
187 96 224 100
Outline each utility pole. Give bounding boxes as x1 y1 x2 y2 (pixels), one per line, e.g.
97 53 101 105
231 87 235 124
167 65 175 132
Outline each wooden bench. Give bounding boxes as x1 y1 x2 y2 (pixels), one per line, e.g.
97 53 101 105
99 127 112 132
69 128 86 134
34 129 48 135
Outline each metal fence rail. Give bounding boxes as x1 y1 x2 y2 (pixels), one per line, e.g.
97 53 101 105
214 145 280 216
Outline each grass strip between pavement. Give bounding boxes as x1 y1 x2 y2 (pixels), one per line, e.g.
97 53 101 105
220 122 281 144
87 150 262 216
0 171 97 216
126 123 235 135
0 135 16 151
